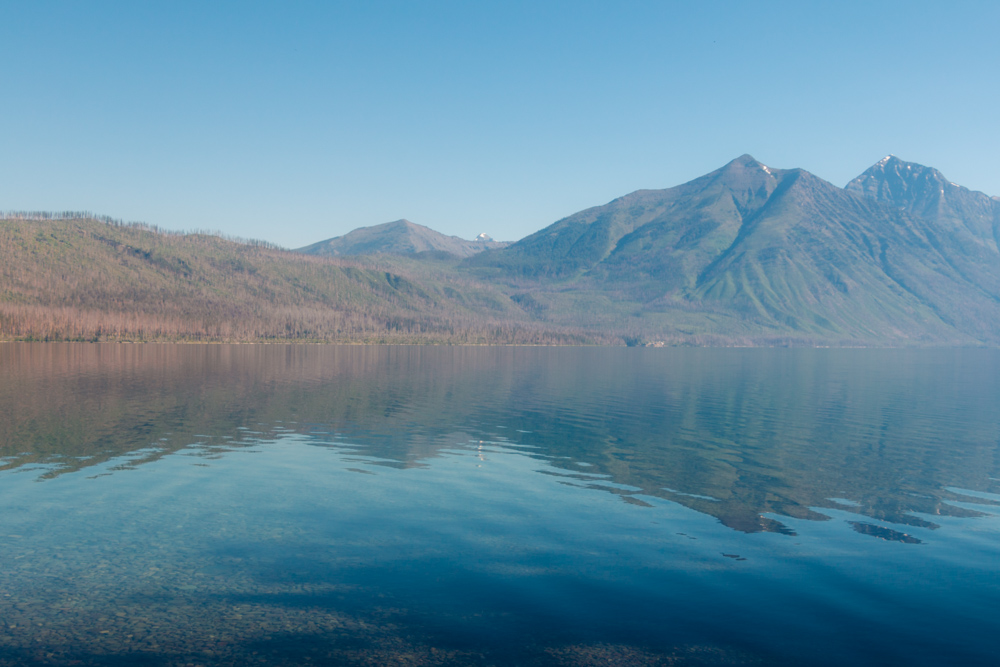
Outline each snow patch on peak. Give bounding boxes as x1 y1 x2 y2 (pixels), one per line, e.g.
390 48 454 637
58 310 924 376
761 165 773 176
878 155 894 165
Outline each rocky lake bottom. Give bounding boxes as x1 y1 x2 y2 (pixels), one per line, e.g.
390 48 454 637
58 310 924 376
1 344 998 666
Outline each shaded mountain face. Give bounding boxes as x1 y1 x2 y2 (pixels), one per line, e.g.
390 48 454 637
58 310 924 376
468 154 782 284
468 155 1000 344
297 219 508 258
846 155 1000 304
846 155 1000 251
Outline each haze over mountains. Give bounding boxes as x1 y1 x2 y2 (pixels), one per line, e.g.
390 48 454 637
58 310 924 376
460 154 1000 344
299 219 509 258
2 155 998 345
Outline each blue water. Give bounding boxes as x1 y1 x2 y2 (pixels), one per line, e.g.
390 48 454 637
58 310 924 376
1 344 998 665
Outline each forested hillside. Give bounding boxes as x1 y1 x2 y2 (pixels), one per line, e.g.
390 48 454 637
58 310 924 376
5 154 1000 347
0 216 593 344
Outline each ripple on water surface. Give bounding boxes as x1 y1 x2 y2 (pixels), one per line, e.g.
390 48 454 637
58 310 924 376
1 344 999 666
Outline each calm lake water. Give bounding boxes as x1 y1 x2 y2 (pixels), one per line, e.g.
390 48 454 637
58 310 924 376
1 343 998 666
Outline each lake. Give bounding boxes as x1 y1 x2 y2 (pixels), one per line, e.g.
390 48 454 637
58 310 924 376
1 343 998 666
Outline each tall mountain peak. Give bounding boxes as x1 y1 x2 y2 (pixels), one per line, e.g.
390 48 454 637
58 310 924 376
847 156 1000 249
721 153 772 173
699 154 784 195
845 156 950 205
731 153 761 165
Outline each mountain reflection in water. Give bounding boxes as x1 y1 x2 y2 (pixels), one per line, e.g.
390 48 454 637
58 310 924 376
2 343 998 537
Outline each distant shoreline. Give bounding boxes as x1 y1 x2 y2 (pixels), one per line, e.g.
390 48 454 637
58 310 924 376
1 339 991 350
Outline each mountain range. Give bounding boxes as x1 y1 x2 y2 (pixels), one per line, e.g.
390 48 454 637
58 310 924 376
2 155 998 345
456 154 1000 344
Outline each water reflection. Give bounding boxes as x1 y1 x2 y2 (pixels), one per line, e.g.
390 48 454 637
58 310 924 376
2 343 999 535
2 343 1000 665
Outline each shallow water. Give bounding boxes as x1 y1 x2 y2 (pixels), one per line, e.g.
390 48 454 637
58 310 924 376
1 343 998 665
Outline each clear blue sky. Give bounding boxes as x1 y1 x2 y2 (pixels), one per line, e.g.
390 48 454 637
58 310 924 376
2 1 998 247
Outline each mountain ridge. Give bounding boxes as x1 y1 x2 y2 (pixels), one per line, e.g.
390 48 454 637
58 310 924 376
298 219 509 258
3 155 999 346
465 154 1000 344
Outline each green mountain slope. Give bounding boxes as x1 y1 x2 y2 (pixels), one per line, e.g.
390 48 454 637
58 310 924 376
846 155 1000 296
468 155 1000 344
468 155 780 284
688 168 959 340
846 155 1000 248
